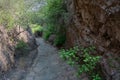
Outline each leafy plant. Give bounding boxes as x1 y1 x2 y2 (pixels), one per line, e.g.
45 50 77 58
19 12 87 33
0 0 40 29
59 46 102 80
15 40 29 56
43 27 52 40
43 0 66 23
92 74 102 80
59 46 79 66
43 31 51 40
54 33 66 46
31 24 43 34
43 24 56 40
0 11 14 29
16 40 28 51
78 47 100 75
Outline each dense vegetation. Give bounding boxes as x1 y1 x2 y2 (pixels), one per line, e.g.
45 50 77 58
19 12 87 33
29 0 67 46
41 0 66 45
0 0 28 29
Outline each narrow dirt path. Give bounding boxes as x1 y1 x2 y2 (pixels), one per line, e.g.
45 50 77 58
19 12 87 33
0 38 80 80
24 38 79 80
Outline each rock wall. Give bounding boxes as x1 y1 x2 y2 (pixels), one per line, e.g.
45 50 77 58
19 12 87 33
0 26 37 72
65 0 120 80
0 26 14 72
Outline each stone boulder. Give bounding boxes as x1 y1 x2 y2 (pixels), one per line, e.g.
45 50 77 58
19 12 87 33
48 34 56 45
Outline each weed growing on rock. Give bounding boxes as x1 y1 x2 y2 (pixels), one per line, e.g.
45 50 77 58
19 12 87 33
15 40 29 57
92 74 102 80
59 46 102 80
77 47 100 75
16 40 28 50
59 46 79 66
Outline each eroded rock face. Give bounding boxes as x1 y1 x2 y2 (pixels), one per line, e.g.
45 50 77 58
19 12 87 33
66 0 120 80
0 26 15 72
15 26 37 50
0 26 37 72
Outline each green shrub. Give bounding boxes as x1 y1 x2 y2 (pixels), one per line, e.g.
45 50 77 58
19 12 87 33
44 0 66 23
77 47 100 75
41 0 66 44
0 11 14 29
0 0 27 29
92 74 102 80
59 46 102 80
31 24 43 34
15 40 29 57
28 12 44 25
43 24 55 40
54 33 66 46
59 46 79 66
16 40 28 51
43 29 52 40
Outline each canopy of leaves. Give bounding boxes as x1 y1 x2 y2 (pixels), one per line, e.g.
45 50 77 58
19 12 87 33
0 0 32 29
